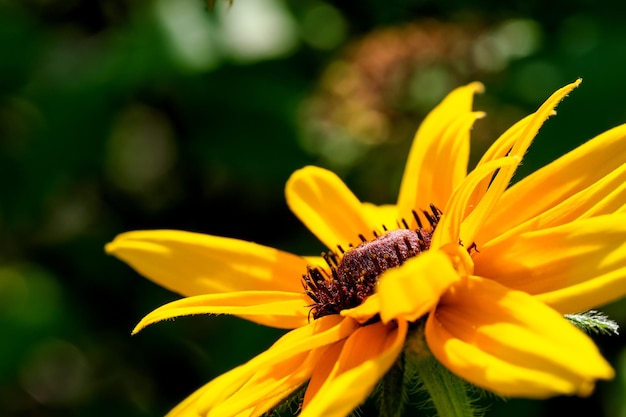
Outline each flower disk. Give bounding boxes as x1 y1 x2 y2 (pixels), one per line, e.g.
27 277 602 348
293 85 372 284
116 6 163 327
304 208 439 320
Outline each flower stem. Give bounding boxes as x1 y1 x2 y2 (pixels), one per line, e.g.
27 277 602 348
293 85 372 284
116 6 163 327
411 352 478 417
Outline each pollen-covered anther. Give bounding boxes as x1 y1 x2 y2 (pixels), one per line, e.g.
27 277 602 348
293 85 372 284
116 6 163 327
304 223 436 320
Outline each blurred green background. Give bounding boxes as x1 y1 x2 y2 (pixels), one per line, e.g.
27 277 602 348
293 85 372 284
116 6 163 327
2 0 626 416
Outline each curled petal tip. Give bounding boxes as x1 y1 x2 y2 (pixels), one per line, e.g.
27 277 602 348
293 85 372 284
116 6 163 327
131 322 146 335
469 81 485 94
104 242 116 255
567 78 582 93
105 232 134 255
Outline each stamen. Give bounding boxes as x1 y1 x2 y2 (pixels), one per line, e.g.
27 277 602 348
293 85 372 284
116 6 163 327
425 204 442 227
322 252 339 280
411 210 424 229
322 252 338 267
468 242 479 254
423 210 436 228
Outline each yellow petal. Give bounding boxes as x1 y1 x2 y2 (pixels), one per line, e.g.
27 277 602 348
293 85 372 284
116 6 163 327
474 114 532 167
196 315 358 414
376 250 461 323
209 349 321 417
303 255 325 267
426 275 613 398
106 230 305 296
538 267 626 316
133 291 311 333
484 160 626 245
405 111 486 224
341 293 381 324
165 379 212 417
432 156 520 249
474 214 626 313
466 114 532 210
397 82 484 220
285 166 375 250
300 320 408 417
301 340 344 409
361 202 400 231
479 123 626 243
460 79 582 246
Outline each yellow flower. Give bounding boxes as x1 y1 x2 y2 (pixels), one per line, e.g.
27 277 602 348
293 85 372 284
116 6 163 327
106 79 626 417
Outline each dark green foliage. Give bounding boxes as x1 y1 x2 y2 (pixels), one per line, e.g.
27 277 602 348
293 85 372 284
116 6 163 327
377 352 408 417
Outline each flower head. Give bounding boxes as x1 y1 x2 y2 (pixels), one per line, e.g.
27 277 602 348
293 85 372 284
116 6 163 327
106 79 626 417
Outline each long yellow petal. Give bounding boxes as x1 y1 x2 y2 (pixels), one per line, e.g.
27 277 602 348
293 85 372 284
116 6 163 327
426 276 613 398
132 291 311 332
475 115 532 167
168 366 307 417
285 166 375 250
482 161 626 245
106 230 305 296
208 348 321 417
406 111 486 224
300 321 408 417
361 202 400 231
376 250 461 323
165 379 213 417
474 214 626 313
432 157 519 249
460 79 582 246
397 82 484 220
246 350 323 417
479 122 626 243
301 340 344 409
466 114 532 210
537 268 626 315
195 315 358 414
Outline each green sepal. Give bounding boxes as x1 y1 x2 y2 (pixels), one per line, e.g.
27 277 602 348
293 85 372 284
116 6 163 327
377 352 408 417
403 324 482 417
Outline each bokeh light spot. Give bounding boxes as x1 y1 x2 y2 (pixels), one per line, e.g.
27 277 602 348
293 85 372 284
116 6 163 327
473 18 542 72
0 265 63 328
105 104 179 210
300 3 347 50
19 339 89 405
217 0 298 62
155 0 220 71
408 65 455 111
558 15 600 56
513 60 562 103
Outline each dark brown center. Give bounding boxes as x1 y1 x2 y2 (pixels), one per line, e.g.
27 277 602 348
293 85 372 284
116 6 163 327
338 228 429 284
303 207 440 320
